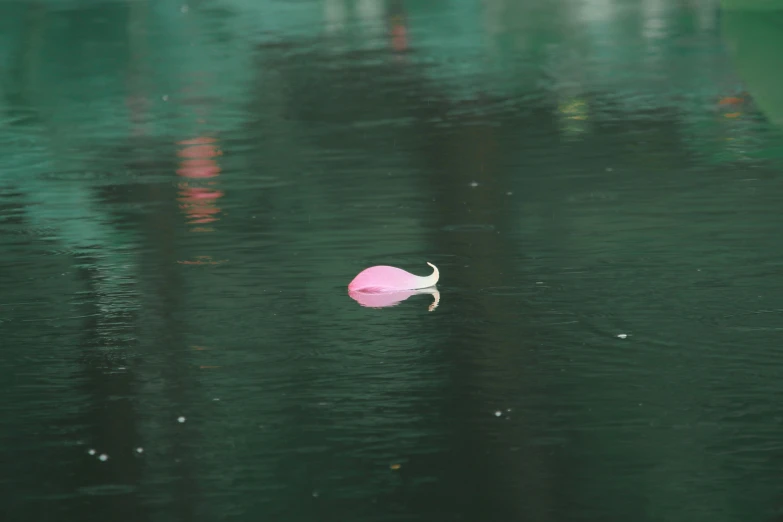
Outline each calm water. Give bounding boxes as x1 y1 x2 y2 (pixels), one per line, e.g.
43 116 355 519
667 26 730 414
3 0 783 521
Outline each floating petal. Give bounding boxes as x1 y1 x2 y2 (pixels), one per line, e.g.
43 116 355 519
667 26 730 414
348 262 439 293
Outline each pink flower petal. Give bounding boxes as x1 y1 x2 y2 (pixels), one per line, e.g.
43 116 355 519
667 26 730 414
348 262 439 293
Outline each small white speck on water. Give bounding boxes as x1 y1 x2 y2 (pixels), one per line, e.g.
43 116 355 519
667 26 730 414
536 281 544 285
136 447 144 454
213 398 220 401
494 410 502 417
617 334 628 339
606 167 613 172
312 491 319 498
506 408 512 412
177 416 186 423
98 454 109 462
87 449 96 456
469 181 479 187
162 95 169 101
506 191 513 196
180 4 189 13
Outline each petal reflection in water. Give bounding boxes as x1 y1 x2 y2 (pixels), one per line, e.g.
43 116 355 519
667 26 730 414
349 287 440 312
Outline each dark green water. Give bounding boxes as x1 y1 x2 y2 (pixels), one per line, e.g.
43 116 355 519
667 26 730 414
3 0 783 521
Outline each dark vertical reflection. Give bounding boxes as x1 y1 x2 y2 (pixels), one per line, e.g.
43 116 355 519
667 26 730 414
65 260 146 522
147 189 201 522
418 101 558 521
63 2 149 519
1 2 207 520
249 31 561 518
3 3 45 122
96 154 202 522
1 3 150 521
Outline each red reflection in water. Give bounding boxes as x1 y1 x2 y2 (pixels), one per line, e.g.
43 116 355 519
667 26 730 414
178 186 224 224
718 96 744 106
177 136 224 228
716 93 749 119
390 14 408 52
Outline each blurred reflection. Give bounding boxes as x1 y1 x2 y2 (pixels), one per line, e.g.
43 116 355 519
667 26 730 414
557 97 589 135
176 136 224 232
357 0 384 40
389 14 408 52
177 255 227 266
349 287 440 311
323 0 346 34
388 1 408 53
126 0 149 137
722 9 783 128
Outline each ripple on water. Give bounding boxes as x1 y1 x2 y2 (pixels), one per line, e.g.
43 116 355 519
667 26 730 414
441 224 496 233
234 174 290 190
479 285 531 297
363 251 472 268
77 484 138 496
703 306 783 331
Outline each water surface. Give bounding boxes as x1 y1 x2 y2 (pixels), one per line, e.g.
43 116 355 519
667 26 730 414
3 1 783 521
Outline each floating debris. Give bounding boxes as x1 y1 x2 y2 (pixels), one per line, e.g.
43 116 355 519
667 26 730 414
177 416 186 423
136 447 144 454
617 334 628 339
390 463 401 470
494 410 502 417
98 454 109 462
87 449 96 456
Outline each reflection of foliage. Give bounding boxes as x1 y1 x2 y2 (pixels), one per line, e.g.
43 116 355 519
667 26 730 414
558 97 589 135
